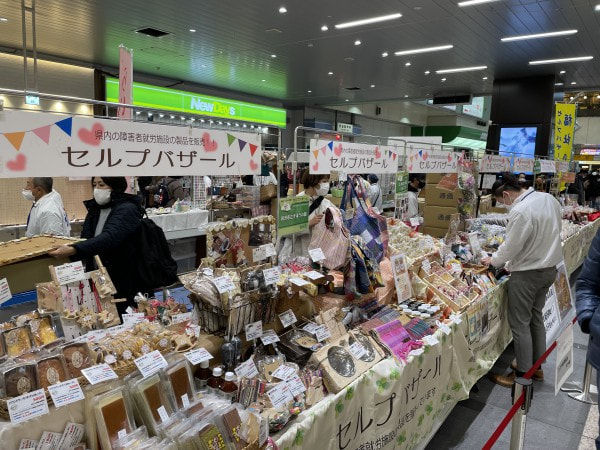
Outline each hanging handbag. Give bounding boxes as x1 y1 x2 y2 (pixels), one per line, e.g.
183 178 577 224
308 207 351 270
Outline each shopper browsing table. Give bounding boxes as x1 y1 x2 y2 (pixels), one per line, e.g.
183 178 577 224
481 173 562 387
23 177 71 237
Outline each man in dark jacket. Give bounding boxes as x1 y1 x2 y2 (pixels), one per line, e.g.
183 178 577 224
575 228 600 448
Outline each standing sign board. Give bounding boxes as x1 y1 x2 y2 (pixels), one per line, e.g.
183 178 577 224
278 197 309 236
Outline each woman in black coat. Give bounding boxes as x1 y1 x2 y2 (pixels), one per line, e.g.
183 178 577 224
49 176 148 315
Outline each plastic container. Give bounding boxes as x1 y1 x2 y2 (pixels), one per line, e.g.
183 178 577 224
207 367 224 395
162 358 195 410
93 386 135 449
219 372 238 402
129 373 176 436
194 359 211 391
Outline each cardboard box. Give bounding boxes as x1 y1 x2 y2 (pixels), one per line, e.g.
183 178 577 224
424 185 463 207
418 198 425 216
422 226 448 238
423 205 457 229
425 173 448 184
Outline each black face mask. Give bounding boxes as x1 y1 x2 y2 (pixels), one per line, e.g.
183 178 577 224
418 181 425 189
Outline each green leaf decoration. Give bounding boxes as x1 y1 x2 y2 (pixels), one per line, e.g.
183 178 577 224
376 378 390 393
335 401 344 416
390 369 400 380
418 355 424 365
451 382 461 392
442 334 447 344
424 346 430 354
345 386 354 401
293 429 304 446
425 403 433 415
397 433 406 444
468 367 475 375
418 414 425 426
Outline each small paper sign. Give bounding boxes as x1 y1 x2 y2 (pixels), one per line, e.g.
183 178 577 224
308 248 326 262
409 348 424 357
263 243 277 257
184 347 213 365
214 275 236 293
7 389 49 424
303 270 324 281
182 394 190 409
436 321 452 336
286 374 307 396
263 267 281 286
47 379 84 408
157 405 170 423
303 322 318 334
81 364 118 385
252 246 267 262
267 382 294 409
314 324 331 342
260 329 280 346
468 232 482 256
422 260 432 274
450 314 463 325
259 418 269 447
245 321 263 341
272 364 296 381
172 312 193 324
278 309 297 328
422 335 439 346
54 261 86 285
410 217 420 227
348 342 368 359
235 358 259 379
117 429 127 439
203 268 214 277
290 277 310 287
122 313 145 326
391 253 412 302
134 350 168 378
0 278 12 305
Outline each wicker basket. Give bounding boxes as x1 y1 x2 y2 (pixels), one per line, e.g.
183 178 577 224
260 184 277 203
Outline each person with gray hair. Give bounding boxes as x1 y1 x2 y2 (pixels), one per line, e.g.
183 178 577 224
22 177 71 237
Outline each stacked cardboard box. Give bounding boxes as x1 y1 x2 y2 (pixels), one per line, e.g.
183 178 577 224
422 173 461 238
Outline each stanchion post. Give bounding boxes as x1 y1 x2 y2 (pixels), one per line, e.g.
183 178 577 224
565 361 599 405
509 378 533 450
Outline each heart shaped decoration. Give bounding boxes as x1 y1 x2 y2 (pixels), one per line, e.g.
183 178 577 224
312 161 319 172
334 144 343 157
408 164 413 172
375 147 381 159
6 153 26 171
203 132 218 152
77 122 104 146
422 151 428 161
250 159 258 171
448 153 453 162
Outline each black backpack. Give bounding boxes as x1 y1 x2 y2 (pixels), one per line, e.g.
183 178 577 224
135 217 179 289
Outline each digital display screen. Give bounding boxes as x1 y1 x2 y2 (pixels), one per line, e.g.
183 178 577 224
499 127 537 158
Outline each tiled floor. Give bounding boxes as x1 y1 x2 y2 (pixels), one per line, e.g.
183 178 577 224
426 271 597 450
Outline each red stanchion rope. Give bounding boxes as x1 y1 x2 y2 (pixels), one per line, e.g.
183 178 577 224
481 317 578 449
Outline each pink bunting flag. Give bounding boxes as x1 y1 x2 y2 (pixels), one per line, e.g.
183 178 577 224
32 125 52 144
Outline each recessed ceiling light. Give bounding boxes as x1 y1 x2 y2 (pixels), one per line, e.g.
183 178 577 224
190 118 195 122
370 84 375 88
555 82 564 86
529 56 593 65
181 116 186 120
345 99 349 102
271 54 277 58
189 29 196 32
501 29 578 42
218 121 223 124
597 94 600 99
458 0 500 6
394 44 454 56
148 112 153 117
308 43 314 47
354 40 362 46
200 119 205 123
243 124 247 127
382 52 389 57
335 13 402 29
571 81 577 85
441 78 447 82
560 70 566 74
135 111 141 116
261 79 266 82
424 70 430 75
405 62 411 66
307 90 312 93
170 115 175 119
0 17 8 22
584 95 588 99
436 65 487 74
595 4 600 11
404 94 409 98
321 25 328 31
279 6 287 13
482 76 488 80
159 114 164 118
328 71 333 75
570 96 574 100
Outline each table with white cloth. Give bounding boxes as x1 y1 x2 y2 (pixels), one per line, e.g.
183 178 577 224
147 209 209 239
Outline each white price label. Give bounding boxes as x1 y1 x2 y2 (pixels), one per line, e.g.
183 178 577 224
450 263 462 275
107 324 127 335
348 342 368 359
182 394 190 409
468 232 482 255
56 423 85 450
271 364 296 381
18 439 38 449
303 270 324 281
314 324 331 342
54 261 86 285
290 277 310 287
421 260 432 274
263 267 281 286
436 321 452 335
422 335 439 346
134 350 168 378
214 275 236 293
37 431 61 450
0 278 12 305
47 379 84 408
308 248 326 262
286 374 307 396
259 418 269 447
203 268 214 277
235 358 259 379
450 314 463 325
410 217 420 227
7 389 49 424
157 405 170 423
267 382 294 409
278 309 297 328
263 243 277 257
260 329 280 346
245 320 263 341
184 347 213 365
252 246 267 262
81 364 118 385
303 322 318 334
172 312 193 324
117 429 127 440
409 348 424 357
122 313 145 326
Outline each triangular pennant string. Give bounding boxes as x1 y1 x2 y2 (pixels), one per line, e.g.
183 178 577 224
55 118 72 136
249 144 258 157
238 139 247 152
328 142 333 151
227 133 236 146
321 146 326 156
313 150 319 159
32 125 52 144
3 132 26 151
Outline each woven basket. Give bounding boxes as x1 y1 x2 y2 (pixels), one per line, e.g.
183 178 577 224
260 184 277 203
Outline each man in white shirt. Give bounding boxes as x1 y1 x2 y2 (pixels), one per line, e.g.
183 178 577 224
482 174 562 388
23 177 71 237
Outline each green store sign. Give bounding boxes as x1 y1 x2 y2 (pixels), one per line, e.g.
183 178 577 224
105 77 286 128
278 196 309 236
396 171 409 195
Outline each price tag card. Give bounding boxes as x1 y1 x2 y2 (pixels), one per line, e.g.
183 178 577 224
450 314 463 325
290 277 310 287
184 347 213 365
410 217 420 227
203 268 214 277
252 246 267 262
422 335 439 346
157 406 170 423
409 348 424 357
134 350 168 378
286 374 307 396
172 312 193 324
214 276 235 294
182 394 190 409
235 358 259 379
271 364 296 381
0 278 12 305
54 261 86 285
303 322 318 334
308 248 326 262
278 309 297 328
7 389 49 424
421 260 432 274
348 342 368 359
303 270 324 281
245 321 263 341
263 267 281 286
314 324 331 342
122 313 145 326
47 379 84 408
267 382 294 409
259 418 269 447
468 232 482 255
436 321 452 336
260 329 280 346
56 423 85 450
37 431 61 450
450 263 462 275
107 325 127 336
117 429 127 440
18 439 38 449
263 243 277 258
81 364 118 385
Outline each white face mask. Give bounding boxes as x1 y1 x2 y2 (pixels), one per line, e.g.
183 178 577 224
316 182 330 196
94 188 112 205
21 189 35 201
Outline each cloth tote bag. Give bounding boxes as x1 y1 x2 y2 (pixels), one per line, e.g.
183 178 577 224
308 207 351 270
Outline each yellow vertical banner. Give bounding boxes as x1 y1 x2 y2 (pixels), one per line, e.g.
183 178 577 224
554 102 576 161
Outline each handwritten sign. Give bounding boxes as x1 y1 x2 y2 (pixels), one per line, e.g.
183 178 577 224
310 139 397 175
0 278 12 305
513 157 534 173
406 149 459 173
134 350 168 378
54 261 86 285
479 155 511 173
81 364 118 385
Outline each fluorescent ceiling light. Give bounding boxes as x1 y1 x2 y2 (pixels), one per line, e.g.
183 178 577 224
458 0 500 6
424 70 430 75
482 76 488 80
307 90 312 93
354 40 361 46
327 71 333 75
571 81 577 85
555 82 564 86
560 70 566 74
529 56 593 65
596 4 600 11
335 13 402 29
279 6 287 13
382 52 389 57
0 18 8 22
501 29 578 42
189 29 196 33
405 62 411 66
394 44 453 56
321 25 328 31
441 78 446 82
370 84 375 88
436 65 487 74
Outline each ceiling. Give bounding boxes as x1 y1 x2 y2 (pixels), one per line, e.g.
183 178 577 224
0 0 599 107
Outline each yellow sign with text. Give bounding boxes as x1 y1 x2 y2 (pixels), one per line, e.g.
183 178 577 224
554 103 576 162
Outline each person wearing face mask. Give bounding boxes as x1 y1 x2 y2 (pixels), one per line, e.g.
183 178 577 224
481 173 562 388
279 169 335 259
23 177 71 237
406 175 423 219
49 177 148 314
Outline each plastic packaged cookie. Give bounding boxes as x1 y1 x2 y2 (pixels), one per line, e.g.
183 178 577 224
36 353 68 390
61 342 93 378
29 315 59 347
1 362 38 397
93 386 135 450
3 326 34 358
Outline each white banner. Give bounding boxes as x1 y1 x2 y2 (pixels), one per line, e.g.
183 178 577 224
513 157 534 173
406 148 459 173
479 155 511 173
539 160 556 173
556 161 570 172
0 110 261 177
309 139 397 174
117 46 133 120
